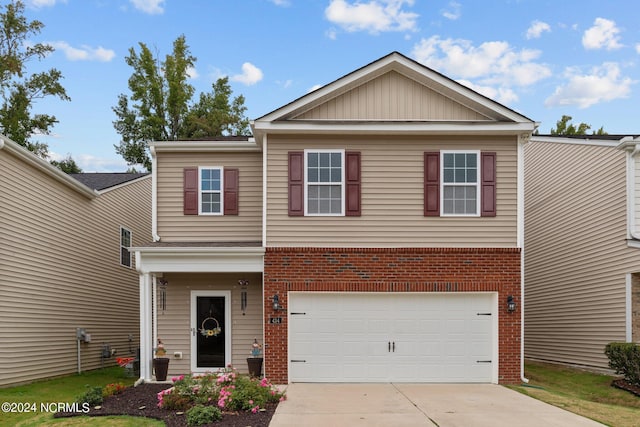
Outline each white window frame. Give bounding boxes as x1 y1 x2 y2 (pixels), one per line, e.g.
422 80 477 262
440 150 481 217
198 166 224 216
304 149 345 216
120 226 132 268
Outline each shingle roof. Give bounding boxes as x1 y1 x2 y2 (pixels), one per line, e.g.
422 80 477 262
70 173 149 191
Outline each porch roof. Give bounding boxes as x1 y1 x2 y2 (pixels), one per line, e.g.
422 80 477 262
132 241 264 273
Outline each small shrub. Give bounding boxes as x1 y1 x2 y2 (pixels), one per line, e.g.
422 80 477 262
76 386 103 406
103 382 127 397
157 388 191 410
605 342 640 386
186 404 222 426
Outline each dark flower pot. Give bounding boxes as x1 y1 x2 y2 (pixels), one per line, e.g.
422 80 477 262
153 357 170 381
247 357 263 377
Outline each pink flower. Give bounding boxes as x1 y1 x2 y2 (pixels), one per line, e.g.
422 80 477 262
252 405 260 413
249 400 254 405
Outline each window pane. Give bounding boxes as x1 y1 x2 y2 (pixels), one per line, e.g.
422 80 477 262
467 168 477 183
319 186 330 198
455 153 466 167
331 199 341 213
443 199 454 214
331 152 341 167
331 168 341 182
455 200 465 213
319 168 330 182
202 169 210 179
319 153 330 167
308 199 319 214
308 186 318 198
443 153 454 167
443 186 454 199
308 167 319 183
466 200 476 213
467 154 477 167
319 199 330 213
467 186 476 198
454 186 465 199
443 169 454 183
308 152 318 167
202 181 211 191
455 168 466 183
330 185 341 198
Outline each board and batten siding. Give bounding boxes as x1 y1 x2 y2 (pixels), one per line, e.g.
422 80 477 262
266 135 517 248
156 151 262 242
155 273 263 376
0 150 151 387
294 71 491 122
524 141 640 368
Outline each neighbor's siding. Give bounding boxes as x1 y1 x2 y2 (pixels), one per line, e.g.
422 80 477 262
266 135 517 248
294 71 491 122
154 272 263 376
524 141 640 368
0 151 151 387
156 151 262 242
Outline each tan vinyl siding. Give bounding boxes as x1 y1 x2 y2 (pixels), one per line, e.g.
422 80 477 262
524 141 640 368
156 152 262 242
266 135 517 248
0 151 151 387
155 273 263 376
295 71 491 121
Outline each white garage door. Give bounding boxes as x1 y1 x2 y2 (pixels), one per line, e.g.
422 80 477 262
289 292 496 383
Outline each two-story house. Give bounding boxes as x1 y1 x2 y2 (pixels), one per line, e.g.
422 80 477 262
134 52 535 385
524 135 640 370
0 134 151 387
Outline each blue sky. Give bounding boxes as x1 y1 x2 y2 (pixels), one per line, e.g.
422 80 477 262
15 0 640 171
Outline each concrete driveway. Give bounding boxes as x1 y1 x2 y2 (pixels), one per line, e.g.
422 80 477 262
269 383 603 427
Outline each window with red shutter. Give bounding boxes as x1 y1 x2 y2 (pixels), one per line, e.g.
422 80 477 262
183 167 198 215
424 152 440 216
288 152 304 216
345 151 361 216
480 152 496 217
224 168 239 215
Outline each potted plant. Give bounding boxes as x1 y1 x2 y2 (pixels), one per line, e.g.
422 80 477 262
247 338 263 377
153 339 170 381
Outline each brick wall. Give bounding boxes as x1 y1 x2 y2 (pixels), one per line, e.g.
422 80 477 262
263 247 522 384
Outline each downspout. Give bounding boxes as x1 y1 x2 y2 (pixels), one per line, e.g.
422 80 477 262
518 132 530 384
150 145 160 242
626 141 640 240
261 132 268 378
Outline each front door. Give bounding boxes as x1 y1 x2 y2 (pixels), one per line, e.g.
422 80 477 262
191 291 231 372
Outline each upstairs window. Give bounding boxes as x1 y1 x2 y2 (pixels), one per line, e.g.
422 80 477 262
305 150 344 215
199 167 223 215
441 151 479 216
120 227 132 267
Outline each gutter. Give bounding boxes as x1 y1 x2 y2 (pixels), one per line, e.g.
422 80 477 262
620 137 640 241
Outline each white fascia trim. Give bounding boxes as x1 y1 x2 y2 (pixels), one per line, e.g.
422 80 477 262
530 135 623 147
133 246 265 274
149 140 261 152
626 239 640 249
0 134 97 199
253 121 535 135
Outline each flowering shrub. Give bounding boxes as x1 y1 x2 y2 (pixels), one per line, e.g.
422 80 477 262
103 382 127 398
156 365 285 414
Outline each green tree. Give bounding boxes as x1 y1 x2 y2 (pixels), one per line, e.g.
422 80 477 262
113 35 250 171
50 154 82 173
0 0 70 158
547 115 607 136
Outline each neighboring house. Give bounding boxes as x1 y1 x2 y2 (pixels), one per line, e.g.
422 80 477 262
134 52 535 385
0 135 151 387
524 135 640 369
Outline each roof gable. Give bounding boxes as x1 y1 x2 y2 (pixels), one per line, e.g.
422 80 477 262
255 52 534 131
71 173 150 191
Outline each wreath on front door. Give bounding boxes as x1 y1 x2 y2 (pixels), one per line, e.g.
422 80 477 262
199 317 222 337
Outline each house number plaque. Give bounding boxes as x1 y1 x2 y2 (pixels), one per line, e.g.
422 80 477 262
269 317 282 324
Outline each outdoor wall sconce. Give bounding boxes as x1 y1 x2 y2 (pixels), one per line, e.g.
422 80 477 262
272 294 285 311
507 295 516 313
239 279 249 316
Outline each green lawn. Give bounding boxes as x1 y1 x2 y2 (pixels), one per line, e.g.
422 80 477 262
0 367 162 427
511 361 640 427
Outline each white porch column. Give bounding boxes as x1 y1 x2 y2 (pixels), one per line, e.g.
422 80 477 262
139 272 153 381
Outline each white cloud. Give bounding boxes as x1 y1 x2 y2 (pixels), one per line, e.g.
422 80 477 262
270 0 291 6
442 1 461 21
186 66 199 80
230 62 263 86
130 0 164 15
412 36 551 86
49 41 115 62
326 28 338 40
526 20 551 39
49 151 129 172
25 0 66 8
277 79 293 89
308 84 323 92
545 62 634 109
325 0 418 34
635 43 640 54
457 79 518 105
582 18 622 50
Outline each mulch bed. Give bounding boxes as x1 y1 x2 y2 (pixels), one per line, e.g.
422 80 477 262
612 378 640 397
54 383 278 427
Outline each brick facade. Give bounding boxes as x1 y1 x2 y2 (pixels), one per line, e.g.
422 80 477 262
263 247 522 384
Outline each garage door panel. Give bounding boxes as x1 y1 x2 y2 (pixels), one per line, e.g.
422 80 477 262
289 293 495 383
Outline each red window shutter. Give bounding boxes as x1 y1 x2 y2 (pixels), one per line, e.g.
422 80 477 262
424 152 440 217
345 151 361 216
224 168 239 215
183 167 198 215
288 152 304 216
481 152 496 217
